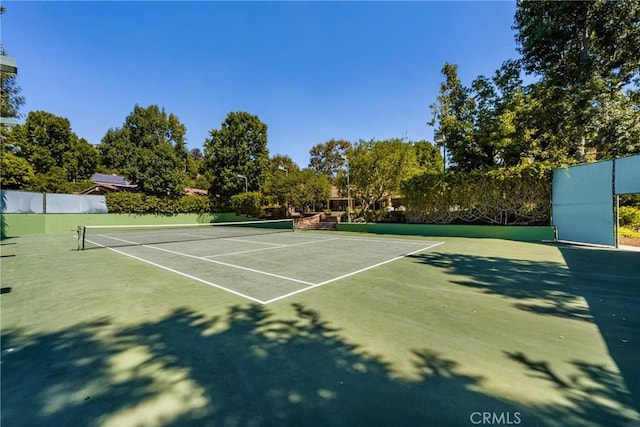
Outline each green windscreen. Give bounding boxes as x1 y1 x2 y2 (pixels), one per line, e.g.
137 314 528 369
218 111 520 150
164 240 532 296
552 161 615 246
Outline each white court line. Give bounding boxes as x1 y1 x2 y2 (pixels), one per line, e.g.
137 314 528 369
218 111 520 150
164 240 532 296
96 234 139 244
203 237 337 259
84 238 266 304
140 244 316 286
174 234 286 247
289 231 441 246
261 241 445 304
90 233 314 285
225 238 286 246
88 234 444 305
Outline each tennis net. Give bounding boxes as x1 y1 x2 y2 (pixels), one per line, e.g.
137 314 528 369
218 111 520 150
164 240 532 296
77 218 294 250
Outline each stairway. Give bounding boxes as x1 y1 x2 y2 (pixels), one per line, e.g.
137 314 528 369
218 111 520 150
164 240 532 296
295 214 338 231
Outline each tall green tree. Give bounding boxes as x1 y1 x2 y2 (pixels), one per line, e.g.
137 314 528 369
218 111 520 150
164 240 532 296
203 111 269 201
514 0 640 160
339 139 420 213
1 7 25 121
263 154 301 210
99 105 188 196
428 63 478 171
414 140 444 173
430 61 532 170
299 168 332 212
0 150 33 189
0 49 24 121
308 139 352 179
3 111 98 190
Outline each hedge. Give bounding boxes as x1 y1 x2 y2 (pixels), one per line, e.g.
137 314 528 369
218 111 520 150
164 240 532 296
106 192 212 214
401 165 552 226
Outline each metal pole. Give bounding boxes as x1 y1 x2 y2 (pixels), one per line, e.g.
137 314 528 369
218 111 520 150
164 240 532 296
434 132 446 173
346 163 351 223
237 174 247 193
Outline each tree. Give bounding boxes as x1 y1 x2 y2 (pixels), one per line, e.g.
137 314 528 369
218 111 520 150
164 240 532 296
308 139 352 179
0 52 24 121
430 61 533 170
428 63 478 171
64 137 98 182
186 148 207 189
203 111 269 202
3 111 98 190
339 139 421 213
263 155 301 212
414 140 444 173
0 151 33 188
99 105 188 196
299 169 332 212
514 0 640 160
1 8 25 121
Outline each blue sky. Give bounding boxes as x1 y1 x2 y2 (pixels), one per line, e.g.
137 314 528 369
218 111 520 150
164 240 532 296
2 1 520 167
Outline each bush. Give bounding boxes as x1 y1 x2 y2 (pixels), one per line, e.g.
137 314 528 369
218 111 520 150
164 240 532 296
620 226 640 239
401 164 552 226
106 192 211 214
619 206 640 231
229 192 263 217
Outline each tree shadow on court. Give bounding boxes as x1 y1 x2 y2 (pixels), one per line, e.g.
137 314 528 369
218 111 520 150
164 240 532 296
1 318 158 426
505 351 639 426
0 305 518 425
4 302 640 426
409 246 640 415
408 250 594 323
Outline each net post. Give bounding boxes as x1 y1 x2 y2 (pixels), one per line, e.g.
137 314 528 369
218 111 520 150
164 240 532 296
77 225 85 250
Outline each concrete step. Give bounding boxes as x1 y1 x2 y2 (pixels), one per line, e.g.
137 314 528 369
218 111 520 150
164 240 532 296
297 221 337 231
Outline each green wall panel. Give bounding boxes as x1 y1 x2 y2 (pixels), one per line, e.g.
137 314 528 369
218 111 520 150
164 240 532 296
1 213 256 237
337 223 555 242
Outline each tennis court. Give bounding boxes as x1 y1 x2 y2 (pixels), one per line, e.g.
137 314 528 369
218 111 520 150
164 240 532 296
80 220 442 304
2 230 639 426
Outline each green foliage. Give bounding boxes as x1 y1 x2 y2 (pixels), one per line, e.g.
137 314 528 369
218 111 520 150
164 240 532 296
414 140 444 173
106 192 211 215
98 105 188 196
299 169 332 211
16 111 72 172
64 138 98 182
430 61 543 170
263 155 301 208
337 138 421 213
2 111 98 189
620 226 640 239
0 44 25 120
204 111 269 201
27 167 72 193
514 0 640 160
401 164 552 225
1 151 34 188
430 1 640 168
620 194 640 208
619 206 640 231
229 192 263 217
308 139 351 179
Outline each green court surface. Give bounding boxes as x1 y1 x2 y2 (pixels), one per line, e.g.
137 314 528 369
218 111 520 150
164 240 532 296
1 231 639 426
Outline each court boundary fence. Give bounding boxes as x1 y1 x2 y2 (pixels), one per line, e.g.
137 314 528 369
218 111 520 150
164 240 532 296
1 213 556 242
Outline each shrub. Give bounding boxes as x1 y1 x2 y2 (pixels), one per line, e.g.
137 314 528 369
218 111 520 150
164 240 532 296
229 192 263 217
106 192 211 214
401 165 552 226
620 226 640 239
619 206 640 231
